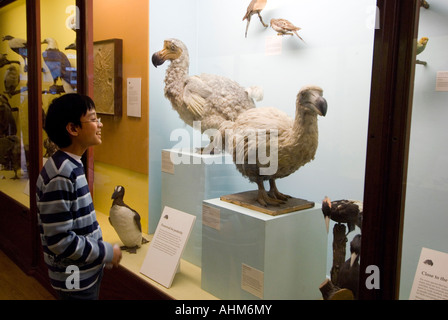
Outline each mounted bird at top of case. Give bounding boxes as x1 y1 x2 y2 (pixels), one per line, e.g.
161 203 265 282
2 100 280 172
152 38 263 153
109 185 149 254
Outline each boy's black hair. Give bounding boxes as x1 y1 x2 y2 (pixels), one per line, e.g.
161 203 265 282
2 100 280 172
44 93 96 148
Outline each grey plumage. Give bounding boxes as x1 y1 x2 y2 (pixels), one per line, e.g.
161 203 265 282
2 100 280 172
109 185 148 253
152 38 262 152
337 234 361 299
218 85 327 206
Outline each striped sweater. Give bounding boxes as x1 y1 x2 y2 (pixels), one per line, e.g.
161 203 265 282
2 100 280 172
36 150 113 291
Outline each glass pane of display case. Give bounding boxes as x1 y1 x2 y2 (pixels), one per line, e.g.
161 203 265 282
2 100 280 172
40 0 77 157
400 0 448 300
145 0 376 299
0 0 30 206
92 0 149 233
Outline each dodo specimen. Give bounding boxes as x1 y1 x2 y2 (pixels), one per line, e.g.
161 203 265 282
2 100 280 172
152 38 262 152
218 85 327 207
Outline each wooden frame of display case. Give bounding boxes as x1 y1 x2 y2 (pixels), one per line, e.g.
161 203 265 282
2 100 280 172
0 0 423 300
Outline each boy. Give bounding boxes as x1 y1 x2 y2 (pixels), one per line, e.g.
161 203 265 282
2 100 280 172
36 93 122 300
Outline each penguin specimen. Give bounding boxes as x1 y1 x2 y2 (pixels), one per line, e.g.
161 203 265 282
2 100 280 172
109 185 149 253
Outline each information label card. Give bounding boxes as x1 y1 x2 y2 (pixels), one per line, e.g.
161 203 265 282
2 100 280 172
410 247 448 300
140 206 196 288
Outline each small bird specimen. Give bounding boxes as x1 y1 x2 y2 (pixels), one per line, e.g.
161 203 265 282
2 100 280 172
0 53 20 68
2 35 27 72
420 0 430 9
243 0 268 38
3 65 20 98
0 135 20 179
41 38 75 94
218 85 327 207
109 185 149 253
416 37 429 65
0 94 17 137
337 234 361 299
270 18 305 43
152 38 262 153
321 197 363 234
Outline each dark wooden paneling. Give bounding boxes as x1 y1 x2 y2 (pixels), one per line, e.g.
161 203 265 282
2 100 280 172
0 192 33 273
100 267 172 300
359 0 420 300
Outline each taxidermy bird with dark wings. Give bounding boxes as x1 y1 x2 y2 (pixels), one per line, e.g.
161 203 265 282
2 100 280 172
217 85 327 207
42 37 76 94
152 38 263 153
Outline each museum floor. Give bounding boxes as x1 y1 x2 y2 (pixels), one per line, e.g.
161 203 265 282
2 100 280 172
0 249 54 300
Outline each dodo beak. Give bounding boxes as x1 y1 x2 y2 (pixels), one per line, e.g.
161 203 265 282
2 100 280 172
316 96 328 117
152 50 166 68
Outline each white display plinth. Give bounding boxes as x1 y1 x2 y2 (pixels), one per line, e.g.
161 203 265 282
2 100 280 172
201 198 327 300
161 149 252 267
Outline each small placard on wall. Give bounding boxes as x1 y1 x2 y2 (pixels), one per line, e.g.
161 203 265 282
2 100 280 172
436 71 448 92
127 78 141 117
265 36 282 56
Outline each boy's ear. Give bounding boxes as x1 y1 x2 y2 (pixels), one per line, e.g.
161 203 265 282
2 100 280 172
66 122 80 137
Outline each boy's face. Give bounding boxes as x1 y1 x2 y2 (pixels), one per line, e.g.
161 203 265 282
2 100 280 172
77 109 103 148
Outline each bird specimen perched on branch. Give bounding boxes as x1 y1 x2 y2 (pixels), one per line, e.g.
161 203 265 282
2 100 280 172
270 18 305 43
416 37 429 66
0 94 16 137
321 197 363 234
0 53 20 68
2 35 27 72
243 0 268 38
3 65 20 97
152 38 263 152
218 85 327 207
42 38 75 94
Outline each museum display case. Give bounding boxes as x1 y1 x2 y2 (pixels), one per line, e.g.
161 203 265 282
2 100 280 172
1 0 445 301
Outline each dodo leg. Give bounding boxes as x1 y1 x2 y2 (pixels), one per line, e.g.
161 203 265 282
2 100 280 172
256 180 284 207
268 179 291 201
